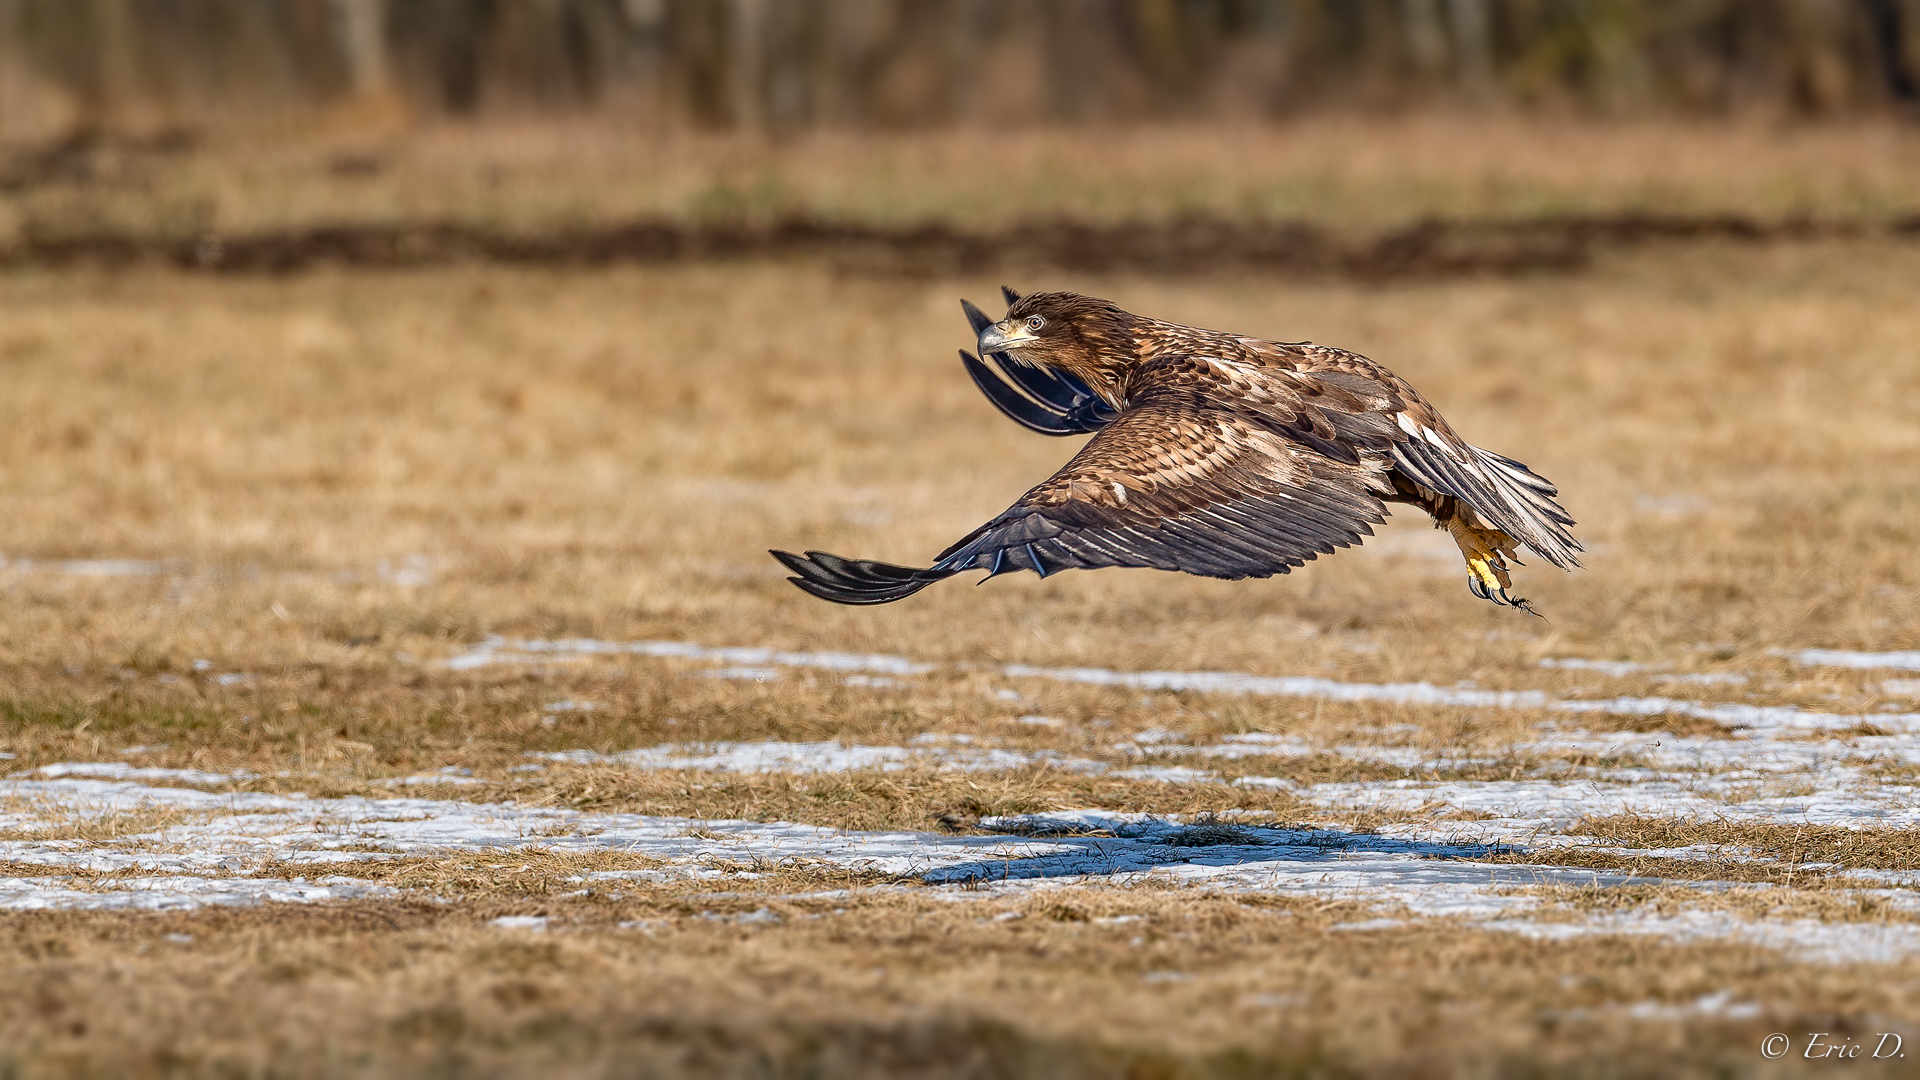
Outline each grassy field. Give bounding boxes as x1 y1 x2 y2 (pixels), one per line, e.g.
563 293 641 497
9 114 1920 243
6 122 1920 1077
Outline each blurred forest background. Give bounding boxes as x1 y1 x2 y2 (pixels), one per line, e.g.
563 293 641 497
1 0 1918 144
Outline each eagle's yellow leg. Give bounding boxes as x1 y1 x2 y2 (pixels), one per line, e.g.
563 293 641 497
1445 516 1537 615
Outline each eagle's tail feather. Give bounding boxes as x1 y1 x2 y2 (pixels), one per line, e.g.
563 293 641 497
770 549 954 605
1467 445 1583 571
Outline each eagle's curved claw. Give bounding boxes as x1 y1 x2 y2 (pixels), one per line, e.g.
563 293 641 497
1464 573 1544 616
1502 590 1544 618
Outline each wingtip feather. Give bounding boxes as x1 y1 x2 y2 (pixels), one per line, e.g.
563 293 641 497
960 298 993 335
768 548 951 605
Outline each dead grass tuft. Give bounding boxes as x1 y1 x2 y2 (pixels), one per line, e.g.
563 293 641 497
1569 816 1920 875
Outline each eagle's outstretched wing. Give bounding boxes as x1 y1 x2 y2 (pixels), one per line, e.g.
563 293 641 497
959 292 1117 436
773 391 1392 605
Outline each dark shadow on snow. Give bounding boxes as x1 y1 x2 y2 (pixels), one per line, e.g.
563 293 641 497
920 815 1602 887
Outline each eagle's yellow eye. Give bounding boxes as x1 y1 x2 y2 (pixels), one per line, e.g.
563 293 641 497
1025 315 1045 331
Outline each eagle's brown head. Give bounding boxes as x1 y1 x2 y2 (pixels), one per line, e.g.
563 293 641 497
978 291 1139 396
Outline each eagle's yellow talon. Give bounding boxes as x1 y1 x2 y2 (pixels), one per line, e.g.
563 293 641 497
1449 515 1535 612
1465 554 1508 594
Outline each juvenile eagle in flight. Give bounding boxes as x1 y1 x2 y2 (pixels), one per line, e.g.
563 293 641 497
773 289 1580 612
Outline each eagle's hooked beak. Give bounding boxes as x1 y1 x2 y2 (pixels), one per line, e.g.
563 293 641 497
978 319 1037 356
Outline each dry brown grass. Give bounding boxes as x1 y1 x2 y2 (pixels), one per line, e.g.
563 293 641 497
7 121 1920 1076
1570 817 1920 875
6 890 1917 1079
2 243 1917 692
8 114 1920 244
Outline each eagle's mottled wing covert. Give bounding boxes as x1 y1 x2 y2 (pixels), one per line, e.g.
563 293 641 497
1287 345 1582 571
960 298 1117 436
774 397 1392 604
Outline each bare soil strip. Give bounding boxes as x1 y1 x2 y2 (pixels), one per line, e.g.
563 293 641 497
7 212 1918 279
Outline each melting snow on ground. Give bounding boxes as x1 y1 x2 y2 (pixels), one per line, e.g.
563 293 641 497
0 874 397 912
439 636 1920 733
538 740 1102 775
4 753 1919 963
443 636 934 677
1784 648 1920 673
11 636 1920 962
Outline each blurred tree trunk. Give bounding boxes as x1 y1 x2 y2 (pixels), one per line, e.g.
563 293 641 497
78 0 134 129
330 0 389 97
1862 0 1919 103
725 0 764 129
1401 0 1449 77
1445 0 1494 91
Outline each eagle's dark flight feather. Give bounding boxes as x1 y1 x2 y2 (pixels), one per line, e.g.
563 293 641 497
959 297 1117 435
